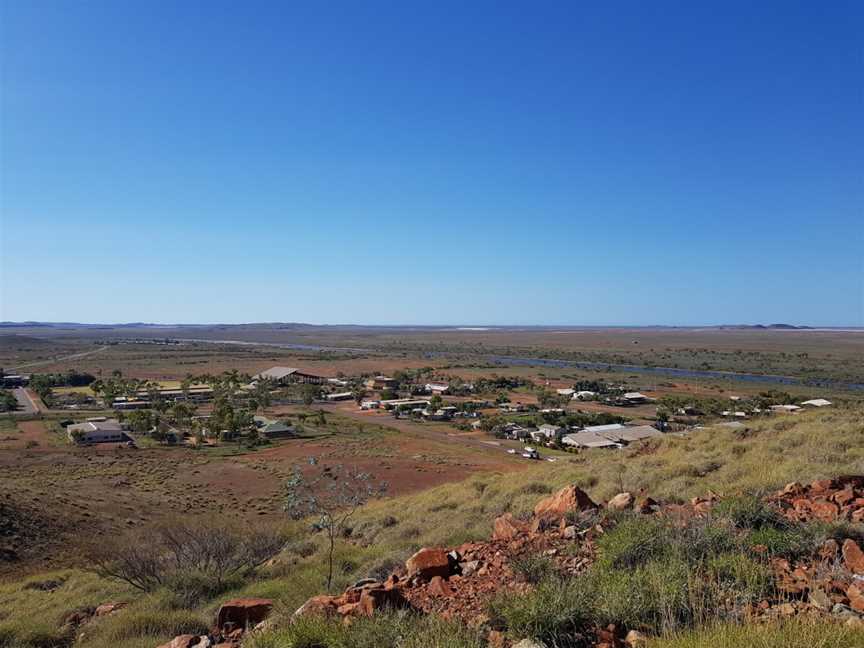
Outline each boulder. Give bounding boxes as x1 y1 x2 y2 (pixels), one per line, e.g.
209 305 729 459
358 585 410 615
428 575 454 597
94 602 124 616
294 594 339 618
216 598 273 630
156 636 207 648
533 485 597 519
842 539 864 574
635 496 659 514
493 513 528 540
607 492 634 511
460 560 480 577
406 547 451 580
512 640 547 648
625 629 648 647
847 584 864 613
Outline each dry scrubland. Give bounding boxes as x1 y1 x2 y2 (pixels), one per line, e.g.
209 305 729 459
2 405 864 647
2 325 863 384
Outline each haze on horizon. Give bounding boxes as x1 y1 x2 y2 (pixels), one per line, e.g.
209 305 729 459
1 2 862 327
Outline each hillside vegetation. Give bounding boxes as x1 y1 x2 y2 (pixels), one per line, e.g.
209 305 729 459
1 405 863 647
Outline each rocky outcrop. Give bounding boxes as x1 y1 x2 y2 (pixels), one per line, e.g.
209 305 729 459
607 492 634 511
533 485 597 519
216 598 273 631
406 547 453 580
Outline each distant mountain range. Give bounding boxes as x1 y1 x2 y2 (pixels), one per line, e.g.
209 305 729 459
0 322 850 331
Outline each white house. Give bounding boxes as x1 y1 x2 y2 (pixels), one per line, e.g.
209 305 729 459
801 399 832 408
67 419 128 444
562 430 619 449
770 404 802 413
538 423 564 439
425 382 450 395
574 391 596 400
556 388 575 397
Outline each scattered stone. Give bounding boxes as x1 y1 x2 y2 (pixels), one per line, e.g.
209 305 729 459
607 492 634 511
406 547 451 580
843 539 864 574
533 485 597 519
216 598 273 630
625 629 648 646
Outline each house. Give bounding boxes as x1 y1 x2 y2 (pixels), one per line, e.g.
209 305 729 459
380 398 430 411
770 404 802 413
260 421 296 438
574 391 596 400
425 382 450 395
327 378 349 387
324 391 353 401
365 375 398 390
556 388 575 397
67 419 129 444
622 392 649 404
538 423 564 439
801 398 832 408
254 367 325 385
611 425 663 443
562 431 619 449
583 423 627 436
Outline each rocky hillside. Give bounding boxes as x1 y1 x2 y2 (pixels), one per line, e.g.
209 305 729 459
148 476 864 648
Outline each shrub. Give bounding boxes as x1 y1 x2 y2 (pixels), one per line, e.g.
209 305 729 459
596 516 671 569
511 555 556 584
488 578 592 647
648 618 864 648
714 495 783 530
87 519 286 593
745 526 816 560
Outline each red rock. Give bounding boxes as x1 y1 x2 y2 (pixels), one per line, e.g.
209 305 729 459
843 539 864 574
809 499 839 522
156 636 203 648
358 585 410 615
847 584 864 613
94 602 124 616
406 547 451 580
607 492 634 511
216 598 273 630
533 485 597 519
493 513 527 540
782 482 804 496
294 595 338 617
810 479 835 493
428 575 454 597
635 496 659 514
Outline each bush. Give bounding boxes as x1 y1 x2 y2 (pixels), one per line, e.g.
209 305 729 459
648 618 864 648
249 612 485 648
162 569 244 608
714 496 783 530
596 516 671 569
488 578 592 647
745 526 816 560
511 555 556 584
87 519 286 592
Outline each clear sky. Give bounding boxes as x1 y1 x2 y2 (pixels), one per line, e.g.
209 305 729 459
1 1 861 326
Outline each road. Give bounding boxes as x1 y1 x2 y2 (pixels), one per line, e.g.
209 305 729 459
9 345 109 371
317 402 517 455
11 388 39 415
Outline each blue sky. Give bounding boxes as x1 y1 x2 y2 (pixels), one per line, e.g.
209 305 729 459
1 1 861 326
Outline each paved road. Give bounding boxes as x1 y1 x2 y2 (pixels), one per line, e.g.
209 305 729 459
11 388 38 415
